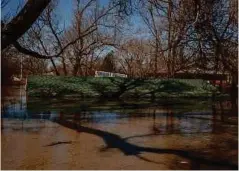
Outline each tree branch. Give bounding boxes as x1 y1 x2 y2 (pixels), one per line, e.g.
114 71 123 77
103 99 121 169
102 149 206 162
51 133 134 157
13 41 51 59
2 0 51 49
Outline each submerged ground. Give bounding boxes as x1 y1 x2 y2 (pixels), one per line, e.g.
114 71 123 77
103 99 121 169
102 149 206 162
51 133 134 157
1 85 238 170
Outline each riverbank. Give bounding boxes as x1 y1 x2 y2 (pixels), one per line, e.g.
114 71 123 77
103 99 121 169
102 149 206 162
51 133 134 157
27 76 221 98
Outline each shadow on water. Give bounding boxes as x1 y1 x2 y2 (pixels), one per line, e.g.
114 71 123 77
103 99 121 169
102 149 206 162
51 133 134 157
54 115 238 169
44 141 73 147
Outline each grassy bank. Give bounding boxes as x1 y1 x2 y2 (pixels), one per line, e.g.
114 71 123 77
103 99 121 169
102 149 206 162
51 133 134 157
27 76 219 98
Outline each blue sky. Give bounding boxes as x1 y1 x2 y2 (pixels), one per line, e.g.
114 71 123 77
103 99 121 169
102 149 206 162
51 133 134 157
57 0 75 27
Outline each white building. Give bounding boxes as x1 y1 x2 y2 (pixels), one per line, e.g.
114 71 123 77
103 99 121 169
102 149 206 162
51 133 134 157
95 71 127 78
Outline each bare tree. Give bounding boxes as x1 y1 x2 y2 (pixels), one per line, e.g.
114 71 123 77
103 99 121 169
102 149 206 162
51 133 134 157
191 0 238 99
22 57 48 75
61 0 122 76
137 0 197 77
117 38 152 78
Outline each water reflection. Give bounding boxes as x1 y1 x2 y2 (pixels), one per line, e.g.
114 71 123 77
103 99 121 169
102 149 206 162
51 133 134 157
2 85 27 119
1 86 237 134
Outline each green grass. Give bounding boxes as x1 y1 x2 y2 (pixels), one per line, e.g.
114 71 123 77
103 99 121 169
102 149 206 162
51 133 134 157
27 76 218 98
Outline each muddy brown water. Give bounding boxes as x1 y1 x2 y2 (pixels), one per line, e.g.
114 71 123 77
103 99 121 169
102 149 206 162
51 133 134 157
1 86 238 170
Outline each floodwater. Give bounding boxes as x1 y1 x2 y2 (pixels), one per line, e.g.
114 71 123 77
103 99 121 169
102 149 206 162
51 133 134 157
1 86 238 170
